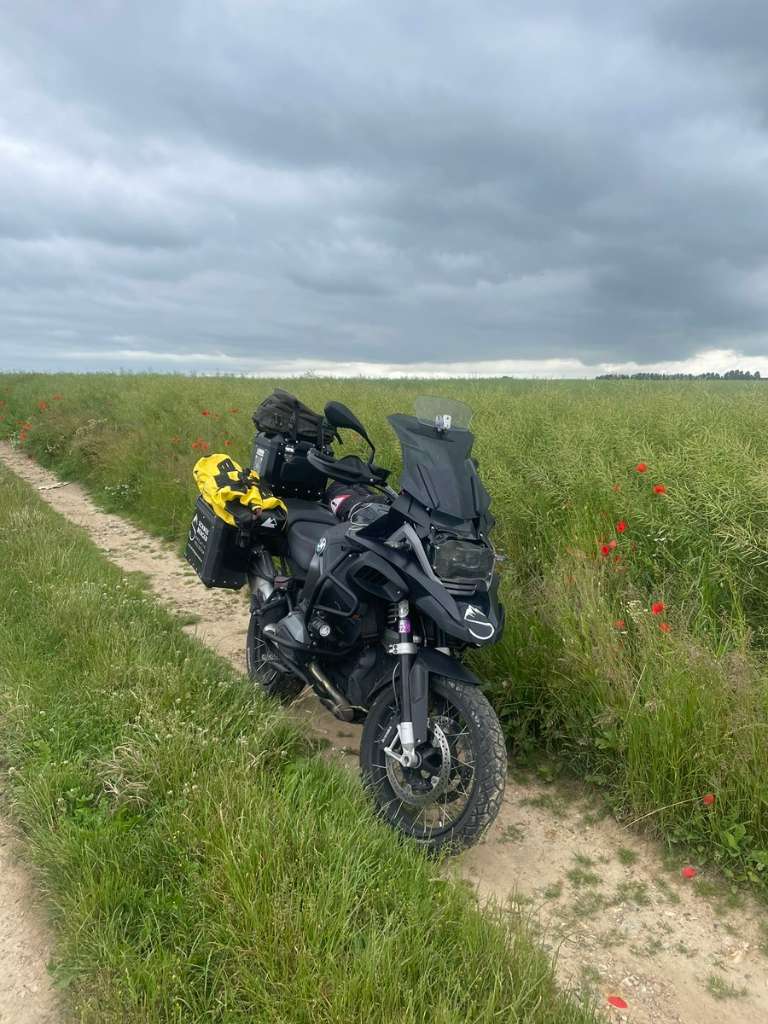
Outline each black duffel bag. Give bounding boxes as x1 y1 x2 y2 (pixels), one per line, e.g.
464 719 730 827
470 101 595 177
252 388 329 444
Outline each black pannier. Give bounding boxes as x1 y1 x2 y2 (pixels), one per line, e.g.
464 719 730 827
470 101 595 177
251 390 332 501
185 496 251 590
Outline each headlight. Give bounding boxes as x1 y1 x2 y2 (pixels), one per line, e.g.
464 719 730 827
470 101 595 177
430 538 494 582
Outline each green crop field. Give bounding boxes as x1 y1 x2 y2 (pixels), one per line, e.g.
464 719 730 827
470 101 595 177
3 372 768 888
0 463 595 1024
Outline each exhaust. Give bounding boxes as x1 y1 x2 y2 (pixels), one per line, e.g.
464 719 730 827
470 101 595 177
308 661 355 722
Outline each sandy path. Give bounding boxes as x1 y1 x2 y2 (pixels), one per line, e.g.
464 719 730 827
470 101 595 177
0 817 60 1024
1 441 766 1024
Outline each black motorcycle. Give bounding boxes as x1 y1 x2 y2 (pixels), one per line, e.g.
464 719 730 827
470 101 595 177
244 395 507 853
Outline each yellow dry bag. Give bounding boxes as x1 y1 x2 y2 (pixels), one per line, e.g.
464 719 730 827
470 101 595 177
193 453 287 528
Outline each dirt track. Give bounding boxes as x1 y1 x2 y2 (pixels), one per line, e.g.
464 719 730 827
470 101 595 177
1 440 766 1024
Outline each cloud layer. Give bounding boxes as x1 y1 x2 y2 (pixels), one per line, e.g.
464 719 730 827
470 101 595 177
2 1 768 374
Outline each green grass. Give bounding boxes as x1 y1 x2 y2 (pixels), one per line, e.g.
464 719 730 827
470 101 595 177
3 372 768 888
705 974 748 1000
0 464 594 1024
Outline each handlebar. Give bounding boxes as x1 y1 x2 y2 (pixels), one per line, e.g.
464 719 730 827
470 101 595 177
307 448 390 487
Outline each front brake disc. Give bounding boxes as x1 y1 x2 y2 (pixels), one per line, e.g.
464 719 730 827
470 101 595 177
385 720 452 807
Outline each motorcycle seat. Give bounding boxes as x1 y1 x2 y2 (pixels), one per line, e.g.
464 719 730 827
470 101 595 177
283 499 337 573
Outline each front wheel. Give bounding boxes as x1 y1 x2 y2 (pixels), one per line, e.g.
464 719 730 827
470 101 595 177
360 676 506 854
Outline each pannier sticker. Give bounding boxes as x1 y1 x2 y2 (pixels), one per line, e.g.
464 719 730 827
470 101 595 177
189 514 209 543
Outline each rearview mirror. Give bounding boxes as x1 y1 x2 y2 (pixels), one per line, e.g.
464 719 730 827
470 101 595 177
324 401 375 460
324 401 367 438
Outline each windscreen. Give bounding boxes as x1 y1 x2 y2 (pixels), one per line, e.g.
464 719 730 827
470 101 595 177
414 396 473 430
387 398 490 521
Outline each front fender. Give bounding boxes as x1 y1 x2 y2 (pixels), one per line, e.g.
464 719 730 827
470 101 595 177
367 647 481 708
412 647 481 686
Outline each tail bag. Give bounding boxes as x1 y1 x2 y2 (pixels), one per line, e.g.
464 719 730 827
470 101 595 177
252 388 330 444
192 453 287 527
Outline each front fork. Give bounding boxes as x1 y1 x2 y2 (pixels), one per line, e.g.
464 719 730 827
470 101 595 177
385 600 429 769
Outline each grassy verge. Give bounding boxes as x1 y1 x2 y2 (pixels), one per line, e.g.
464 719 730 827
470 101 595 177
3 371 768 888
0 462 594 1024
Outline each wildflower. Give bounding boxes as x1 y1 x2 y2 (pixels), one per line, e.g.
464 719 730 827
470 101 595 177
607 996 628 1010
651 601 665 615
653 483 667 494
201 410 211 417
608 539 617 550
702 793 716 807
616 520 627 533
659 621 671 634
223 438 233 446
681 866 697 879
613 620 626 630
38 400 48 411
635 462 648 473
191 438 209 452
19 430 28 442
600 544 611 556
613 554 621 563
170 436 181 445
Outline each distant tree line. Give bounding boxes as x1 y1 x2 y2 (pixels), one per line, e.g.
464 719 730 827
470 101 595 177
596 369 762 380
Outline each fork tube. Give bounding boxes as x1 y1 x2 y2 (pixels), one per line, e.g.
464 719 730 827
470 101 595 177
396 600 421 765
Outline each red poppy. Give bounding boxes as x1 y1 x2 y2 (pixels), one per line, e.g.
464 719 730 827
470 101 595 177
223 439 233 446
608 539 617 550
651 601 665 615
600 544 611 556
616 520 627 533
38 400 48 411
653 483 667 494
191 438 209 452
19 430 28 442
659 621 671 634
613 554 622 563
681 866 697 879
201 410 211 417
635 462 648 473
702 793 716 807
613 619 626 630
607 996 628 1010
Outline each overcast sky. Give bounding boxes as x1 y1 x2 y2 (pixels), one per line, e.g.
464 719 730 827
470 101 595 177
1 1 768 377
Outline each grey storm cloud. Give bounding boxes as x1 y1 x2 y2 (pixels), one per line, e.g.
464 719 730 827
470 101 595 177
1 0 768 373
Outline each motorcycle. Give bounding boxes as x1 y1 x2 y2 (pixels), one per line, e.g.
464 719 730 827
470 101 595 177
245 396 507 853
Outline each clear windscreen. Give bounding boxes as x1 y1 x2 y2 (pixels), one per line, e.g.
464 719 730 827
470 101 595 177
414 396 473 431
